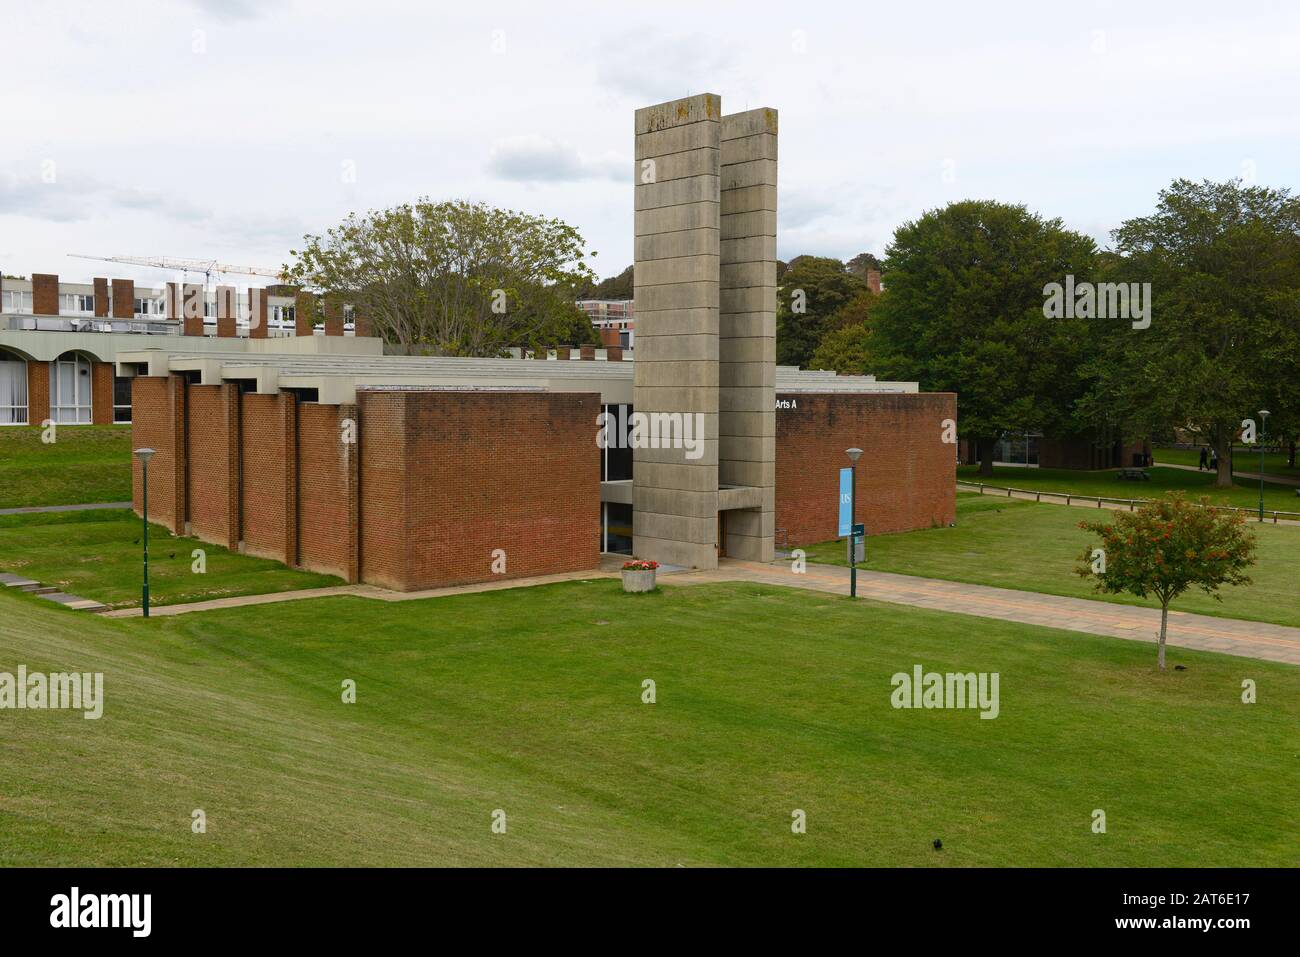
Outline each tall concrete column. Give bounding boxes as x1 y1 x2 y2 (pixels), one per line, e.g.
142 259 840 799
719 108 778 561
632 93 721 569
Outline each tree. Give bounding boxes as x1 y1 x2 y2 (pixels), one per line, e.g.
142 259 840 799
846 252 884 279
870 200 1099 475
1076 494 1255 670
286 198 596 356
808 322 874 375
776 256 866 367
1080 179 1300 487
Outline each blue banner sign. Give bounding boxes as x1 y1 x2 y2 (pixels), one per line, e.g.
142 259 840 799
838 467 853 536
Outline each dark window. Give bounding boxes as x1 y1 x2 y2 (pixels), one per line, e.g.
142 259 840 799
113 376 133 422
604 503 633 555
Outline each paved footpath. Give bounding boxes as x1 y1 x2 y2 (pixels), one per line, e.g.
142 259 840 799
683 560 1300 666
0 501 132 516
98 556 1300 666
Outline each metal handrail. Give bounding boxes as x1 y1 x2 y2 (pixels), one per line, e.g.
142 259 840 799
956 480 1300 523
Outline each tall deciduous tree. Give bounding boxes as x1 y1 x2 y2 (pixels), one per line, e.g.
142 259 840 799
775 256 866 368
1080 179 1300 487
286 199 596 356
870 200 1098 475
1077 494 1255 670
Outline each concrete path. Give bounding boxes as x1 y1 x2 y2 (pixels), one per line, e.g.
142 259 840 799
1161 461 1300 487
685 560 1300 666
95 555 1300 666
0 501 132 516
956 481 1300 525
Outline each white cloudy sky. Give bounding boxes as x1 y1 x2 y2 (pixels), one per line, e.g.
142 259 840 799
3 0 1298 288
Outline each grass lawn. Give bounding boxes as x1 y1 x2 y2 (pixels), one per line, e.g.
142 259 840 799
0 580 1295 867
804 494 1300 629
1154 445 1297 473
0 425 133 509
0 509 340 608
956 464 1300 513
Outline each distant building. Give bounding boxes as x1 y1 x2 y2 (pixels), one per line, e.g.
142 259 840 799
577 299 634 349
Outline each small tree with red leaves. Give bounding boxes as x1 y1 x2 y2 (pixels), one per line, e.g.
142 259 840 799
1077 493 1256 670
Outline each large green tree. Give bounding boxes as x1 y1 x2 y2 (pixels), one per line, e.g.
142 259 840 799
286 198 595 356
1080 179 1300 487
870 200 1098 475
775 256 867 367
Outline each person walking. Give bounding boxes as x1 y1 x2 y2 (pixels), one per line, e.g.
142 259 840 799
1199 445 1209 470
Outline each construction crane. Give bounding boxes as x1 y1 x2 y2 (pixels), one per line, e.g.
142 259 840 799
68 254 291 290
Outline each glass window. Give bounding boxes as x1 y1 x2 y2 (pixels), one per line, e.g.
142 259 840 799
0 349 28 424
603 503 633 555
113 376 132 423
49 352 92 424
601 404 633 481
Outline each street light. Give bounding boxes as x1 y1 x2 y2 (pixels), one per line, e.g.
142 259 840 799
133 447 155 618
1258 410 1270 522
846 447 863 598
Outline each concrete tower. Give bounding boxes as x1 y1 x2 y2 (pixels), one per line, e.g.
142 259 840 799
632 94 777 568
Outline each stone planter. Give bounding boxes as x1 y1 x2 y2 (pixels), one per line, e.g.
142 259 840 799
621 568 657 593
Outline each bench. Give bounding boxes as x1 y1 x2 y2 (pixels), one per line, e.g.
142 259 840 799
1116 468 1150 481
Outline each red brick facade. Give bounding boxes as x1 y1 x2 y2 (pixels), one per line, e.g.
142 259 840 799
249 288 268 339
131 375 187 533
296 402 359 581
32 274 59 315
774 392 957 546
111 279 134 320
94 278 110 318
294 291 315 336
323 296 343 336
240 393 297 563
91 361 114 425
26 361 50 425
185 385 241 551
358 390 601 590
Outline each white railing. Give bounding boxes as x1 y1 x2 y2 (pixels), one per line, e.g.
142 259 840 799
956 480 1300 523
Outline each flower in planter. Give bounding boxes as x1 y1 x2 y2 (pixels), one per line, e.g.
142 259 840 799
622 560 659 571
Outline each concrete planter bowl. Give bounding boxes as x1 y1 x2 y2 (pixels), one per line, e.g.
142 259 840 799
621 560 659 593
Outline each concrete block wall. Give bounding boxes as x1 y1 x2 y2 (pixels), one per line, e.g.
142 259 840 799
774 392 957 545
632 93 722 569
719 108 778 561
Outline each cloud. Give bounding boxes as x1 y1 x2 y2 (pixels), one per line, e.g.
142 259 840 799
595 29 737 103
185 0 282 20
0 170 212 224
486 135 625 183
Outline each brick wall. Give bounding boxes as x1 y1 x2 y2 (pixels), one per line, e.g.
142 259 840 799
185 384 240 550
32 274 59 315
323 296 343 336
360 390 601 590
216 285 236 337
294 291 315 336
774 392 957 546
248 288 268 339
111 279 134 320
296 402 358 580
26 361 50 425
94 278 109 318
240 392 297 563
91 362 114 425
131 375 187 533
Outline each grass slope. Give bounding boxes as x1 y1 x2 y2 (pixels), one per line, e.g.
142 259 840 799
1 581 1295 867
0 510 339 607
0 425 133 509
804 495 1300 629
1154 446 1297 474
956 464 1300 512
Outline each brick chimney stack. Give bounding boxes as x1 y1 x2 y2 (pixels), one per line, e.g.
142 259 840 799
867 269 882 295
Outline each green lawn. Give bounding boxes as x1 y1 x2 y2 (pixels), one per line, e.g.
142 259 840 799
804 494 1300 629
0 580 1294 867
1154 445 1297 473
0 425 133 509
0 509 340 608
957 464 1300 513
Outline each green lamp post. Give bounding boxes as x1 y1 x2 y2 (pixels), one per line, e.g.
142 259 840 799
134 447 155 617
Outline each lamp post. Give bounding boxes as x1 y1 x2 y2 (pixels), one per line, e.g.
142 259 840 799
133 447 155 617
846 447 862 598
1257 410 1270 522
